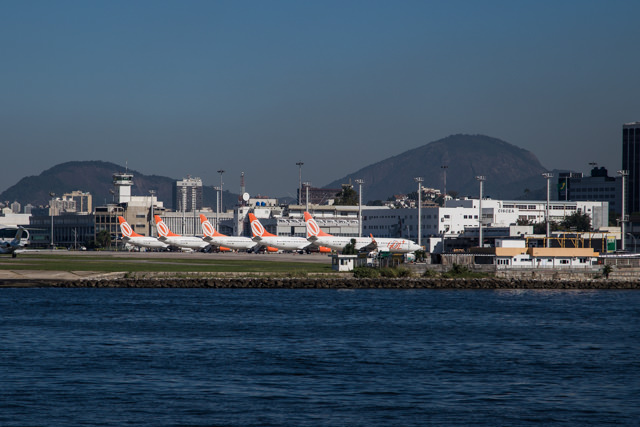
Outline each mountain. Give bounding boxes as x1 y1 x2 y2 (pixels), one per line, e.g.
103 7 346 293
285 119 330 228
0 161 238 210
324 134 549 202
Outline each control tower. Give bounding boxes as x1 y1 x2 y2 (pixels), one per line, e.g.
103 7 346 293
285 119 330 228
112 172 133 204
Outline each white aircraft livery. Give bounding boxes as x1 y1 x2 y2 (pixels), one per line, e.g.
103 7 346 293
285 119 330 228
199 214 255 251
304 211 422 253
154 215 210 251
118 216 168 250
0 226 28 257
248 212 311 251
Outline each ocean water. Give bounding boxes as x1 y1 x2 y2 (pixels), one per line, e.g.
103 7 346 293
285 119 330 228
1 288 639 426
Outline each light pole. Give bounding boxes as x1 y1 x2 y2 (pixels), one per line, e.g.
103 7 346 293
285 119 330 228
181 186 186 234
213 186 221 231
217 169 225 222
303 181 311 212
148 190 156 237
441 165 448 201
414 177 424 247
355 179 364 237
542 173 553 248
49 192 55 250
475 177 485 247
618 169 628 251
296 161 304 205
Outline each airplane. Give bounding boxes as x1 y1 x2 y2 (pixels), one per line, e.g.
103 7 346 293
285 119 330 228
118 217 168 250
248 212 312 252
0 226 28 258
199 214 257 252
154 215 210 251
304 211 422 254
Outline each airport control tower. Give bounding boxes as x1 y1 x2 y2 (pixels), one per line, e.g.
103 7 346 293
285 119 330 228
113 172 133 204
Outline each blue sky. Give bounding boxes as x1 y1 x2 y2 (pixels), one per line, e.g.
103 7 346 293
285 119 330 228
1 0 638 198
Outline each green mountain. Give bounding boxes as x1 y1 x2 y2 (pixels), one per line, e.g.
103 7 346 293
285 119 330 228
324 134 549 202
0 161 237 211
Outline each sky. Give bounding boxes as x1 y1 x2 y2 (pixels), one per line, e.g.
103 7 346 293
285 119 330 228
1 0 639 198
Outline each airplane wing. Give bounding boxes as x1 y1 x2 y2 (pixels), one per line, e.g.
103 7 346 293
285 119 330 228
359 234 378 253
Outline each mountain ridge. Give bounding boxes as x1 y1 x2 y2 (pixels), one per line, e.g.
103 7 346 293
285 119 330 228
323 134 548 201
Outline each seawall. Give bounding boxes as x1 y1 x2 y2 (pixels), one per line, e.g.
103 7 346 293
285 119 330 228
2 277 639 289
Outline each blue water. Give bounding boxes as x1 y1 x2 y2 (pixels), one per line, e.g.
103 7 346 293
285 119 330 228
1 288 639 426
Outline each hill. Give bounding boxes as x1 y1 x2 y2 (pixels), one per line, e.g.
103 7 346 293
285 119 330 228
0 161 237 211
324 134 549 202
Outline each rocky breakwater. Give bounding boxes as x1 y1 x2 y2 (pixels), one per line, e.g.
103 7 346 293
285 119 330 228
3 277 640 289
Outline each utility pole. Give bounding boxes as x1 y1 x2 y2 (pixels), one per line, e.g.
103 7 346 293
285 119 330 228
296 161 304 205
618 169 628 251
414 177 424 247
542 173 553 248
475 176 485 247
355 179 364 237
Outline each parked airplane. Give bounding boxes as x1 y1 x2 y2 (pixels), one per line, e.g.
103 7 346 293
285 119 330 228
154 215 210 251
304 211 422 253
118 217 168 250
0 226 28 257
248 213 311 251
199 214 256 252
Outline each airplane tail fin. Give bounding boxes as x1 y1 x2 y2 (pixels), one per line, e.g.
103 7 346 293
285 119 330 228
248 213 276 238
303 211 332 238
10 227 25 247
118 216 143 238
199 214 225 237
154 215 180 237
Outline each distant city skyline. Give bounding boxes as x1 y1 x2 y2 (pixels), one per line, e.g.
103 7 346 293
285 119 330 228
1 1 638 197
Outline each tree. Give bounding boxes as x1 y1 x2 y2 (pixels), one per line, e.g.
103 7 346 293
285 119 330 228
560 212 591 232
95 229 111 249
533 220 560 235
334 184 359 206
342 239 357 255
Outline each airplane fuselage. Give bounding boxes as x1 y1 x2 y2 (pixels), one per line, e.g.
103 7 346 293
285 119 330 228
253 236 310 251
160 236 209 251
205 236 256 250
122 236 168 250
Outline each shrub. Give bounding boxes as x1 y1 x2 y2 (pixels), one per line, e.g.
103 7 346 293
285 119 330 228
353 267 381 278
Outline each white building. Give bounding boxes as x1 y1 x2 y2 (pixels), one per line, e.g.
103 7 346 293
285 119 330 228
361 199 610 250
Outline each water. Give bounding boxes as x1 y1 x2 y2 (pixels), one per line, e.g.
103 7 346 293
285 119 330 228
1 288 639 426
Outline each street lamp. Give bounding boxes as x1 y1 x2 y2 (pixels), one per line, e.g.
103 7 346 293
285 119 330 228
542 173 553 248
618 169 628 251
475 176 485 247
355 179 364 237
49 192 55 250
441 165 448 201
296 161 304 205
217 169 225 221
303 181 311 212
213 186 221 231
148 190 156 237
414 177 424 247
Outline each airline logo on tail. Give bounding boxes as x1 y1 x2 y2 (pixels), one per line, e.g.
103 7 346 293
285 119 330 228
118 216 140 238
248 213 274 238
154 215 178 237
199 214 223 238
304 212 331 238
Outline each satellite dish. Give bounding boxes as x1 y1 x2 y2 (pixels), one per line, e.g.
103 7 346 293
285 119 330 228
242 192 250 202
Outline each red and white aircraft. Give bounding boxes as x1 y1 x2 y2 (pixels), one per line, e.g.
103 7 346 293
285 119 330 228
154 215 209 251
304 211 422 253
199 214 256 252
118 216 168 250
248 213 311 252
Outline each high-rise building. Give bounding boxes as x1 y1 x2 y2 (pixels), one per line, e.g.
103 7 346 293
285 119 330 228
173 177 203 212
622 122 640 214
557 168 621 213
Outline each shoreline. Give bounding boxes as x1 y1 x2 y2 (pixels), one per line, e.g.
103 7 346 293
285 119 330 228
1 277 639 289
